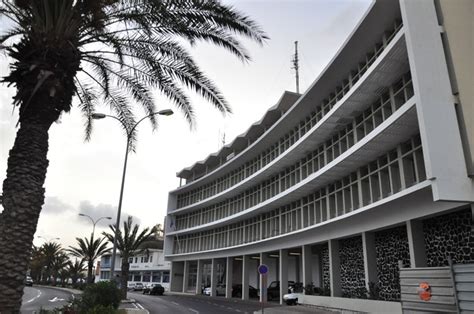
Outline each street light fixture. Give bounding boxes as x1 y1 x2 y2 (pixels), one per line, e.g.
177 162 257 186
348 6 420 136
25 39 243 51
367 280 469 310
91 109 174 281
78 213 112 238
37 236 60 243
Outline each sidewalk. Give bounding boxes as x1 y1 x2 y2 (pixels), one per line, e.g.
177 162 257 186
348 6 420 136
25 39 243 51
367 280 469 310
253 305 337 313
38 285 147 313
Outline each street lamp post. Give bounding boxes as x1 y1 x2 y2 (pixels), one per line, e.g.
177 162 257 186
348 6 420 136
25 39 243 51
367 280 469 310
78 213 112 238
91 109 173 282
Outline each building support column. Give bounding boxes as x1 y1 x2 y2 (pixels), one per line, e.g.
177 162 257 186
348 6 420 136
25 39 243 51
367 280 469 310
210 258 218 297
182 260 189 293
170 261 184 292
260 252 271 302
400 0 474 202
225 257 233 298
406 220 427 267
279 249 288 305
302 245 313 292
242 255 250 300
362 232 377 291
328 240 342 297
195 259 203 295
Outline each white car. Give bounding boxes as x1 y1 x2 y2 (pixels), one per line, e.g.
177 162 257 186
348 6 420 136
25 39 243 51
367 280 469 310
203 284 226 296
283 292 298 305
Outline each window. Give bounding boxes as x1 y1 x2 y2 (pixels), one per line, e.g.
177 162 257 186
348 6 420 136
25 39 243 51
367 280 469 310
152 271 162 283
162 271 170 283
173 134 425 254
142 272 151 282
133 272 141 282
100 271 110 280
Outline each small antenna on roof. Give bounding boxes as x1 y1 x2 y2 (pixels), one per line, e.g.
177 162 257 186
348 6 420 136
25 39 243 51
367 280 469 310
292 41 300 94
218 130 226 149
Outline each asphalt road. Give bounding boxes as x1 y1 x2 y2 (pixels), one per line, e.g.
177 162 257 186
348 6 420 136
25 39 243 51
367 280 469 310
128 292 281 314
21 286 77 313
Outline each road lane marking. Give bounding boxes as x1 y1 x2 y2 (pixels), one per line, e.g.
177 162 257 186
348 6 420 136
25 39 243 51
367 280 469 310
26 289 41 303
188 308 199 314
136 303 145 309
49 297 65 302
172 301 180 306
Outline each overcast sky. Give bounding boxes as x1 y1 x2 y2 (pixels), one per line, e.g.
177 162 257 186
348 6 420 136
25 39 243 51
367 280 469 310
0 0 371 249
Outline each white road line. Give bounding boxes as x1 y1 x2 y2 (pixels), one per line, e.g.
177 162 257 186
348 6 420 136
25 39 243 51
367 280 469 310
172 301 180 306
188 308 199 314
26 289 41 303
132 302 138 309
136 303 144 309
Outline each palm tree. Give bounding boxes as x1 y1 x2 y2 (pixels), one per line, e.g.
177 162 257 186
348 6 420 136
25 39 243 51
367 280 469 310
0 1 266 311
68 235 110 284
40 242 64 285
103 216 155 299
67 259 86 287
152 223 164 239
29 245 45 283
51 252 69 286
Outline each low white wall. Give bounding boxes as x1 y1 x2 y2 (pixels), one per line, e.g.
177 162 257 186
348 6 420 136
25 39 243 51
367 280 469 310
298 294 402 314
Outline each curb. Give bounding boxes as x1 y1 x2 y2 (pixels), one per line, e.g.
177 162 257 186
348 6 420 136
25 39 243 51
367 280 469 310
36 284 83 295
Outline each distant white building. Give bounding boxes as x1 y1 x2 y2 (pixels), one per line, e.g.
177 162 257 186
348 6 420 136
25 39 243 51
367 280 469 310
96 240 171 291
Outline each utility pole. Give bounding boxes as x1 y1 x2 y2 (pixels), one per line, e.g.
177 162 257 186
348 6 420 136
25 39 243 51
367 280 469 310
292 41 300 94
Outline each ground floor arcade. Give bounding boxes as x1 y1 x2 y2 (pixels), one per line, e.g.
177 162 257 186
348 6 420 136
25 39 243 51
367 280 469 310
168 192 474 306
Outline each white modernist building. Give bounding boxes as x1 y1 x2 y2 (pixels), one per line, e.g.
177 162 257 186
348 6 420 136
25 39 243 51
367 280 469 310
164 0 473 310
97 241 171 291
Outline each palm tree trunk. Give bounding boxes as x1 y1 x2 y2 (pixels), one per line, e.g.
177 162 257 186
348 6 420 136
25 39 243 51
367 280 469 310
88 261 94 284
0 121 51 312
121 261 130 299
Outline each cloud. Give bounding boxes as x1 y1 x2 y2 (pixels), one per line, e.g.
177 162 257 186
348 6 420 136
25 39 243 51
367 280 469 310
42 196 74 214
77 200 141 228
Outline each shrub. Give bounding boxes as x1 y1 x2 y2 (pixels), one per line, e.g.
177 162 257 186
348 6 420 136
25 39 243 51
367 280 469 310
86 305 116 314
78 281 121 311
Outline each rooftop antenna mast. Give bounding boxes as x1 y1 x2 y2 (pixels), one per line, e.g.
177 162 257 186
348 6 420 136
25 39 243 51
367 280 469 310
292 41 300 94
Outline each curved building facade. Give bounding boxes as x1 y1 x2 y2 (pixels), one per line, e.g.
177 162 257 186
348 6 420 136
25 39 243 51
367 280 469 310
164 0 474 308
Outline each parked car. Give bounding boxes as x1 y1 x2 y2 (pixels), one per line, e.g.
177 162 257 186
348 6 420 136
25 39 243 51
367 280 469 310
133 282 144 291
143 283 165 295
283 292 298 305
267 281 295 301
203 283 226 296
25 276 33 287
231 284 258 298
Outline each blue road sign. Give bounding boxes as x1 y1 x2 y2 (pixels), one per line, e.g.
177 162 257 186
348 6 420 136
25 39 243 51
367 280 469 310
258 264 268 275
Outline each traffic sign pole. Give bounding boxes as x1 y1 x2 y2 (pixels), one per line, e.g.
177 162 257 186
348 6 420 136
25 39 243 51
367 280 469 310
258 264 269 314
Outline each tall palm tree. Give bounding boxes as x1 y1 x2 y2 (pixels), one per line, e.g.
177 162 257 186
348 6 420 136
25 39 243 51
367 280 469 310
29 245 45 283
0 1 266 311
51 252 69 286
40 242 64 285
67 259 86 287
103 216 155 299
68 235 110 284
